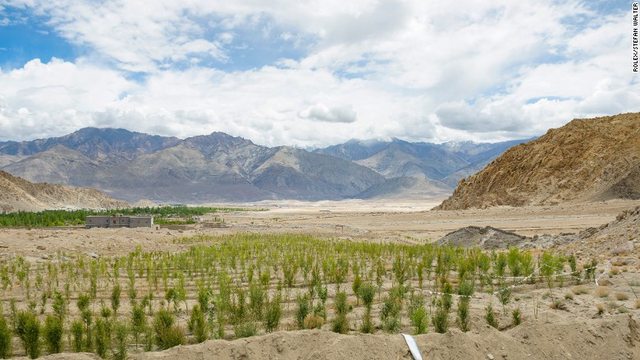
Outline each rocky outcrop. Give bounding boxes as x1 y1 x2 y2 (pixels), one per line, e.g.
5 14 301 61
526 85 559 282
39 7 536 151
437 113 640 210
0 170 127 212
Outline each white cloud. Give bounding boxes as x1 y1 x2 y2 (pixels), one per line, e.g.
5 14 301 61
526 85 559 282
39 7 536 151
0 0 637 146
298 103 357 123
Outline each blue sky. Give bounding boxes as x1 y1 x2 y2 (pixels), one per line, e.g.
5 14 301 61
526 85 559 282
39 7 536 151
0 0 637 146
0 7 77 68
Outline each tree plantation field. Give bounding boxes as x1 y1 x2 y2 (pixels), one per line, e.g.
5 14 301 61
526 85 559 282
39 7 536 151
0 206 253 228
1 233 636 359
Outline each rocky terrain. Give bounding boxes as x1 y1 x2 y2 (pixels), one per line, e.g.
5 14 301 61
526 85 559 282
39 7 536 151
0 128 527 203
437 205 640 261
561 205 640 260
437 226 527 249
437 113 640 210
0 170 127 212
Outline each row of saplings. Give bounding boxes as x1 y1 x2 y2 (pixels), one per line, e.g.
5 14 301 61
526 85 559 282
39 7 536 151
0 275 527 359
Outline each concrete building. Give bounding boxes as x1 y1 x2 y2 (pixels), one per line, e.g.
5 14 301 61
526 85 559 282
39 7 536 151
86 215 154 228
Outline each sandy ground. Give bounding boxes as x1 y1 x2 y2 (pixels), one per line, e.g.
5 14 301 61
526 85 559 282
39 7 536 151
2 198 640 360
2 198 638 260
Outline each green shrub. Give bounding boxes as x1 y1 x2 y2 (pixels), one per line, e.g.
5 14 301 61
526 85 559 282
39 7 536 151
71 319 84 352
131 303 147 349
485 304 498 328
143 326 154 352
112 322 128 360
295 295 310 330
358 283 376 333
512 308 522 326
441 282 453 312
43 315 63 354
264 295 282 333
332 291 350 334
409 304 428 334
153 309 185 350
352 273 362 305
497 285 512 314
111 283 121 315
0 313 12 359
432 300 449 334
94 318 110 358
380 295 401 333
188 304 209 343
51 291 66 321
248 282 264 320
234 321 257 338
457 279 474 332
15 311 41 359
456 297 470 332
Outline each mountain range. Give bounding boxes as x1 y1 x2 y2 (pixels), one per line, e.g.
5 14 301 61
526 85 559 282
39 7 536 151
0 128 530 203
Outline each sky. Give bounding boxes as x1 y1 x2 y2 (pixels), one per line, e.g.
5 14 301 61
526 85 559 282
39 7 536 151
0 0 638 147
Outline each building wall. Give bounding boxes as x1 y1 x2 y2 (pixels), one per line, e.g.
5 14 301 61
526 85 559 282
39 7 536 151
86 216 153 228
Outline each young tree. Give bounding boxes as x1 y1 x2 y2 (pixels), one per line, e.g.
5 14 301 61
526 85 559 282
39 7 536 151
332 291 350 334
43 315 63 354
112 322 129 360
408 295 428 335
264 295 282 333
359 283 376 333
188 304 209 343
0 312 11 359
15 311 41 359
131 303 147 349
111 283 121 315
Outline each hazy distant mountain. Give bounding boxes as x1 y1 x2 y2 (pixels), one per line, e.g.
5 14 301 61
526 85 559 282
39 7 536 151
356 176 451 199
0 127 529 202
315 138 532 187
0 129 385 202
439 139 533 186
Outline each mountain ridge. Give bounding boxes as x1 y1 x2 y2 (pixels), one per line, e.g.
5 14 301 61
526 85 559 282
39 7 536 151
0 127 533 203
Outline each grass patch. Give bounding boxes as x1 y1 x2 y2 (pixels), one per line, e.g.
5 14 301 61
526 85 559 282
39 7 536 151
571 285 590 295
614 292 629 301
594 286 610 298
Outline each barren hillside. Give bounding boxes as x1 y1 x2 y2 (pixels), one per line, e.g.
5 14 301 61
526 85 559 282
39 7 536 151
437 113 640 210
561 205 640 259
0 170 127 212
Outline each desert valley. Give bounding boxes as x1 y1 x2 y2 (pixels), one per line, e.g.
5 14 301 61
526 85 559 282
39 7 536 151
0 113 638 359
0 2 638 359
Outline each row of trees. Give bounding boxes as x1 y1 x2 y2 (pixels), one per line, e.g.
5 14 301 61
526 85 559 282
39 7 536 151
0 234 593 358
0 206 248 227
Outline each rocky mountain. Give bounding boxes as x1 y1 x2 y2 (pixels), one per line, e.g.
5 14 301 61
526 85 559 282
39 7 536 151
437 113 640 210
0 127 180 162
355 176 451 199
315 137 531 197
0 130 385 202
0 126 530 203
0 170 127 212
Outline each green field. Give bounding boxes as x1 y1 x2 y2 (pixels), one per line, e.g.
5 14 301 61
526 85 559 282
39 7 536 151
0 206 251 228
0 233 590 359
